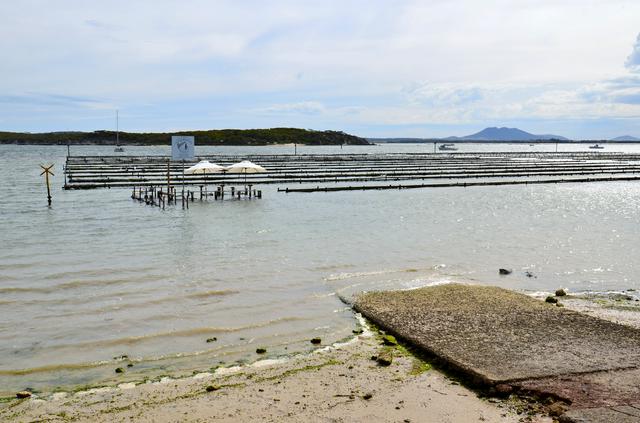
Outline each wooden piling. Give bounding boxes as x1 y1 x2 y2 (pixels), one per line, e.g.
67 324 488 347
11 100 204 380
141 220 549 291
166 160 171 200
40 164 54 206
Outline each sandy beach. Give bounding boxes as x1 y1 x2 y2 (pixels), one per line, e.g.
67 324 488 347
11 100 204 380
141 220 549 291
2 291 638 422
1 315 553 423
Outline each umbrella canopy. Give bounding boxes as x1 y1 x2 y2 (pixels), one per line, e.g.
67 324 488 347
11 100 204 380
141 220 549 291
225 160 267 174
184 160 227 175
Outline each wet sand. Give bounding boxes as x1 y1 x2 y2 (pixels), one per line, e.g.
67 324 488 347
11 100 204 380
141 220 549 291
2 290 638 423
1 321 547 423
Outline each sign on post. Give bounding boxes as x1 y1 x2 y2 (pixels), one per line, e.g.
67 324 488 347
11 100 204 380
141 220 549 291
171 136 195 161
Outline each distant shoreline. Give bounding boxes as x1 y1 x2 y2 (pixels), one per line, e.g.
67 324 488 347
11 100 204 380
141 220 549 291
371 139 640 144
0 128 370 146
3 139 640 146
0 140 372 146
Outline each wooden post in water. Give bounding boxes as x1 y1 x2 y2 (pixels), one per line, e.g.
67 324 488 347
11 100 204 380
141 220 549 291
166 160 171 200
40 164 54 206
181 159 185 210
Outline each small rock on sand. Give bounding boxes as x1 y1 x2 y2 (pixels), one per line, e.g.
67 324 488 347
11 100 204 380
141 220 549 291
376 351 393 366
555 289 567 297
16 391 31 399
545 296 558 304
498 269 512 275
547 401 568 416
310 338 321 345
494 384 513 395
256 348 267 354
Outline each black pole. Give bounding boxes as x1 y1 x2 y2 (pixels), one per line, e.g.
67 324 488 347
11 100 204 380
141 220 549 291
46 173 52 206
182 159 185 209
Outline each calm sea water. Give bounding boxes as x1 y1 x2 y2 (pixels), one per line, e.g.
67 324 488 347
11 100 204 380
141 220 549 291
1 142 640 395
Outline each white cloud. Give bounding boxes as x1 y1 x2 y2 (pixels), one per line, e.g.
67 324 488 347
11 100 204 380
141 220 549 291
626 33 640 71
2 0 640 136
403 83 484 106
258 101 326 115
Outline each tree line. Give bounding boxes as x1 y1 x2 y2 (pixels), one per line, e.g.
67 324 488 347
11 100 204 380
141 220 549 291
0 128 370 146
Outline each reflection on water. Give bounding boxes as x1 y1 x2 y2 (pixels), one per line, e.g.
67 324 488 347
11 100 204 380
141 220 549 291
1 143 640 394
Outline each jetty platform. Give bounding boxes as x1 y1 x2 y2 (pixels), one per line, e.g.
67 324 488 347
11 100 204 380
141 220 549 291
353 284 640 422
63 151 640 190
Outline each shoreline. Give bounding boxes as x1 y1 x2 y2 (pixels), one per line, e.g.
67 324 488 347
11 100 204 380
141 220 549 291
0 315 542 423
2 289 639 422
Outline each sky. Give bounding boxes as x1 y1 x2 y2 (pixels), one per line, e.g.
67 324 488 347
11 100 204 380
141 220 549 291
1 0 640 139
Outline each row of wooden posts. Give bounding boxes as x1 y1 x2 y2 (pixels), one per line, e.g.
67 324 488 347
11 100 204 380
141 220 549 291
131 160 263 209
131 184 263 209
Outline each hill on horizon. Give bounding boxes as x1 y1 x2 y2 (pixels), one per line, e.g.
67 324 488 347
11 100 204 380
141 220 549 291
445 127 569 141
610 135 640 141
0 128 370 146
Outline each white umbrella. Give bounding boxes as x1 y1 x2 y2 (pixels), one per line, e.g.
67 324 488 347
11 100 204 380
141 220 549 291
225 160 266 184
184 160 226 175
184 160 226 191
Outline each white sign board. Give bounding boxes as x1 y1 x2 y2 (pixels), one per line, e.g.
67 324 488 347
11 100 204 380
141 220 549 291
171 136 195 161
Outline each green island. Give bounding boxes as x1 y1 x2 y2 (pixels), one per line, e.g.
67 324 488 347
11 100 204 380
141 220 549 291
0 128 369 146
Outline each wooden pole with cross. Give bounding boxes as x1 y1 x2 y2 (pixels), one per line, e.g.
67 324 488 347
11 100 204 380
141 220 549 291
40 164 54 206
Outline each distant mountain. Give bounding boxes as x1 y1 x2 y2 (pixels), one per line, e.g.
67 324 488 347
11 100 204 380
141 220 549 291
610 135 640 142
445 127 568 141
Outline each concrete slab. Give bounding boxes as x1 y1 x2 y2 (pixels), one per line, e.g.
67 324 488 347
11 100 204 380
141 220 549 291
613 406 640 417
514 368 640 408
560 406 640 423
353 284 640 384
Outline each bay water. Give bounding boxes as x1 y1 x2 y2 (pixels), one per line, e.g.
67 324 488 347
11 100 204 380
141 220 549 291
1 143 639 395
